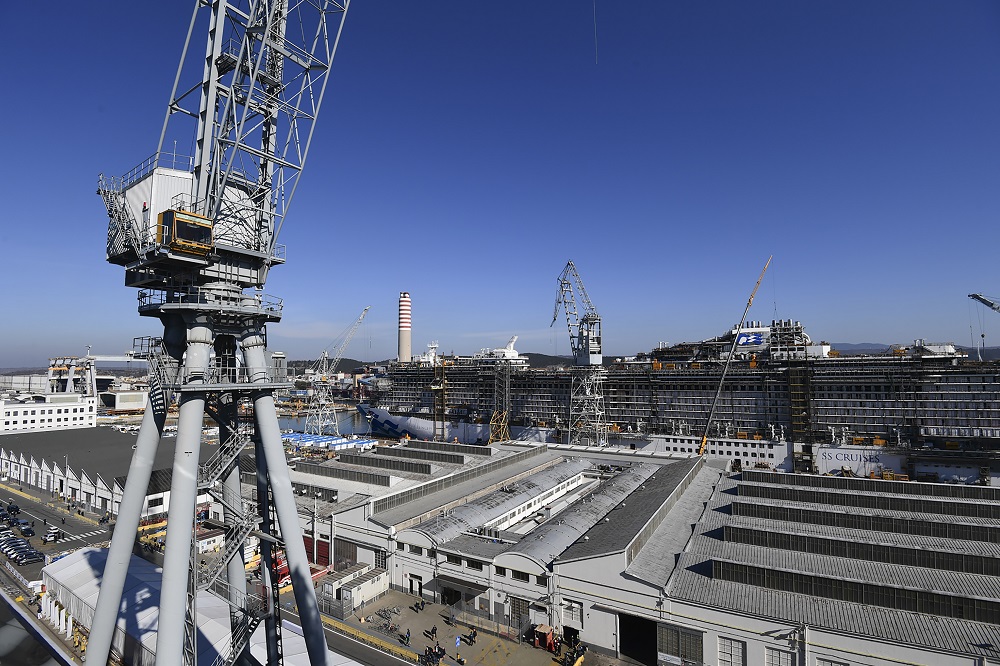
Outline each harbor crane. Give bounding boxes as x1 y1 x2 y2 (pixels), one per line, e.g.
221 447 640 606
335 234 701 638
969 293 1000 361
552 260 608 445
93 2 350 666
305 306 370 436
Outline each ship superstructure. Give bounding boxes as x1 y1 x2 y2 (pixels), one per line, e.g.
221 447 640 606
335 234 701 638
363 319 1000 474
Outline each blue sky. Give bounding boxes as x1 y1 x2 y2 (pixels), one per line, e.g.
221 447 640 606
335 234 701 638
1 1 999 368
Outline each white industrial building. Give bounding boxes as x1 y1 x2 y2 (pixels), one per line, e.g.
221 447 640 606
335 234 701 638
9 424 999 665
274 438 1000 666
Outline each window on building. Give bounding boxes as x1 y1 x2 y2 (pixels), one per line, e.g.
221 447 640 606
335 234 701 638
718 637 745 666
466 559 483 571
537 574 548 587
148 497 164 508
447 554 462 565
495 566 506 576
815 660 847 666
765 648 794 666
409 545 423 556
564 600 583 623
511 570 529 582
657 624 703 663
375 550 387 569
396 541 404 551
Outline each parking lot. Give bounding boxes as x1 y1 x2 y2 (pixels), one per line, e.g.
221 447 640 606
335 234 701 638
0 482 114 582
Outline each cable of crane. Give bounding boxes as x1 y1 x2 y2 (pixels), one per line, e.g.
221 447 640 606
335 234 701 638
699 256 772 457
593 0 599 65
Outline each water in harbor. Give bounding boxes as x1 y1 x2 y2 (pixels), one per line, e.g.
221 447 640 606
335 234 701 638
278 408 373 437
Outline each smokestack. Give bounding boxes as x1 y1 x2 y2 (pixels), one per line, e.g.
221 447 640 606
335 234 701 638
398 292 412 362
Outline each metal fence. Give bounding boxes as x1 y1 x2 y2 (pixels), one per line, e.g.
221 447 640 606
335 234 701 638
446 596 525 644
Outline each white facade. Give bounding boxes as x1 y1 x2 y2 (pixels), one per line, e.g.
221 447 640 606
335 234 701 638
282 443 1000 666
0 394 97 433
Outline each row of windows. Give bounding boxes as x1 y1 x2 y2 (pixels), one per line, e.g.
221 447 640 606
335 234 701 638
738 484 1000 519
397 542 545 585
714 559 1000 624
5 416 92 426
731 499 1000 544
725 525 1000 576
3 406 93 417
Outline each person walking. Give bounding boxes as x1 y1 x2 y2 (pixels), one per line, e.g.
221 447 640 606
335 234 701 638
430 624 437 639
404 628 410 645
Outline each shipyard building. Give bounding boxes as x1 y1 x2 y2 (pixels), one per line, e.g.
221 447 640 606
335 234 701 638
4 426 999 665
269 439 1000 666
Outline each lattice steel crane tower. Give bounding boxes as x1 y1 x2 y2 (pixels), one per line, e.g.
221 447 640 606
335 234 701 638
304 306 370 436
93 2 350 666
552 260 608 446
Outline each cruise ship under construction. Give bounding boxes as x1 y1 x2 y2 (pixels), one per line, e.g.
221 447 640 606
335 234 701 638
360 316 1000 483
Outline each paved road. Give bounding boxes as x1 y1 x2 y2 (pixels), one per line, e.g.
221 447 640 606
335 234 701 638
0 486 112 583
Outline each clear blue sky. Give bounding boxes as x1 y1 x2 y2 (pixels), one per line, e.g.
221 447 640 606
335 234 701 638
1 1 999 368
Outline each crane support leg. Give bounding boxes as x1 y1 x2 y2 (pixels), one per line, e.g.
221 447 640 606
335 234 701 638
87 399 166 665
243 327 330 666
156 315 212 666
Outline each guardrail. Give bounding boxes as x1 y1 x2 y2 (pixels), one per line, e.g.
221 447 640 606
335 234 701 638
319 614 420 664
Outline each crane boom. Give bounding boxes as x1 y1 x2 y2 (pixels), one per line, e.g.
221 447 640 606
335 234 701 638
306 306 371 436
699 256 772 456
552 260 602 366
550 261 607 445
970 293 1000 314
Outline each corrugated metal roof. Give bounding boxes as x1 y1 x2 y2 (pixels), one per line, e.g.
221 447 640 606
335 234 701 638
723 512 1000 558
557 458 700 562
668 554 1000 658
406 458 592 545
663 473 1000 659
624 466 721 586
371 449 566 527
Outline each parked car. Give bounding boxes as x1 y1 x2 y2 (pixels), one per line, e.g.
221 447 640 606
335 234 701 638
18 527 34 537
14 552 43 565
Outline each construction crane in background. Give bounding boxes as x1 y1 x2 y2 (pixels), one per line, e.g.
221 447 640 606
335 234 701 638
305 306 370 436
552 260 608 445
92 2 350 666
699 256 772 457
489 335 518 444
970 293 1000 313
969 293 1000 361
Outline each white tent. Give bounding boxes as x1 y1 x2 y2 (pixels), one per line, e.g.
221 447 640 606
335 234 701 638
43 548 360 666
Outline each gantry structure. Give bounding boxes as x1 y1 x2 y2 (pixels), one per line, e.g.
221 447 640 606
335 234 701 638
93 2 350 665
552 260 608 446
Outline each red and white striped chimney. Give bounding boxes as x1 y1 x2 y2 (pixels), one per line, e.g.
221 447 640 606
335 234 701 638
398 292 412 362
